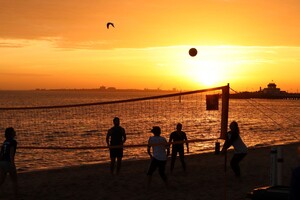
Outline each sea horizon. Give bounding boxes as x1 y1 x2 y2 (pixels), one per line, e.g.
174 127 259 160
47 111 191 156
1 82 298 96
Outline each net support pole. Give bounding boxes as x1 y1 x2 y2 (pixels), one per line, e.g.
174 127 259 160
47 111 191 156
220 83 229 139
221 84 229 200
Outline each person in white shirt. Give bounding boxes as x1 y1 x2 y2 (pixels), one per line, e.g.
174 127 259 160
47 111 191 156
221 121 247 177
147 126 169 186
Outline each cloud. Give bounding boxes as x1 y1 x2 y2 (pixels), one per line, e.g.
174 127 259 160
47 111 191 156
0 39 34 48
1 0 300 49
0 1 115 46
0 42 26 48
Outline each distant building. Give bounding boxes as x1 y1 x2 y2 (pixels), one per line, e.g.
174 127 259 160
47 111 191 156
107 87 117 91
231 82 298 99
99 86 106 90
262 83 286 95
99 86 117 91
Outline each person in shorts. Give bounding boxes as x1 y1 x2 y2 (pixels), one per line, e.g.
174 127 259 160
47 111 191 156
147 126 169 187
0 127 18 198
169 123 189 173
221 121 247 177
106 117 126 175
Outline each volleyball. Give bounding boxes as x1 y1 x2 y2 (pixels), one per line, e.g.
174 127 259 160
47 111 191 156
189 48 197 57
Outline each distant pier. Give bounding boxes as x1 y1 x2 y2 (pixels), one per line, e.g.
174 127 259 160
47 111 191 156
230 82 300 100
230 93 300 100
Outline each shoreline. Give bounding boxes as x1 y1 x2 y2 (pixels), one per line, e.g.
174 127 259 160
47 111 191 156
1 142 299 200
16 141 299 174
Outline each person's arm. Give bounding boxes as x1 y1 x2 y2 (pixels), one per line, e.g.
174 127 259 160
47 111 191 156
167 133 172 155
186 141 189 153
10 146 15 166
168 133 172 143
223 131 239 150
221 133 231 153
106 131 110 146
147 138 152 158
147 145 152 158
0 146 3 160
122 129 126 144
184 132 189 153
165 138 170 157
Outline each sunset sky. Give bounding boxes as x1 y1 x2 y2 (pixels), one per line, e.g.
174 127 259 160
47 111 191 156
0 0 299 92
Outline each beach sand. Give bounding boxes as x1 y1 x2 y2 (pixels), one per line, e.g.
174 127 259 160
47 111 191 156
0 142 299 200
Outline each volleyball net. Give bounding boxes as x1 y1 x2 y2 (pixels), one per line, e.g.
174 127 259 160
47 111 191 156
0 85 229 151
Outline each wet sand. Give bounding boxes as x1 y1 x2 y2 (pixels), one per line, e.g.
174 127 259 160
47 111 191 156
0 142 299 200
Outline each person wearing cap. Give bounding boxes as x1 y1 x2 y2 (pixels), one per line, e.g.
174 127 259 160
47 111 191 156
106 117 126 175
169 123 189 173
0 127 18 198
147 126 169 187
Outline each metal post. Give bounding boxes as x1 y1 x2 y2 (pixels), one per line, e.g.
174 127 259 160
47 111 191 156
221 84 229 200
270 147 277 186
276 146 283 185
220 83 229 139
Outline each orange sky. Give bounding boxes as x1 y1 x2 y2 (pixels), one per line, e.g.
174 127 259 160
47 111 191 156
0 0 299 92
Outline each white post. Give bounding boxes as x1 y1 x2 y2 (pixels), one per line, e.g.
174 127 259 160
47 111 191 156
276 146 283 185
270 147 277 186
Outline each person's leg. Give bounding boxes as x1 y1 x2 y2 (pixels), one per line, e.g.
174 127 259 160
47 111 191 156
147 159 158 187
0 168 7 186
9 168 18 199
116 148 123 175
116 157 122 175
147 175 152 188
158 160 168 185
230 155 240 176
109 148 116 174
230 153 246 177
178 147 186 171
110 157 116 174
170 148 177 173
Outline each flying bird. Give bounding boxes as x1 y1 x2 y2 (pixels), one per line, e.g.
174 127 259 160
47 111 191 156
107 22 114 29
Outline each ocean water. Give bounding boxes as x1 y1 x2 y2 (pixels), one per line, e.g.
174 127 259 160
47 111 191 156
0 90 299 172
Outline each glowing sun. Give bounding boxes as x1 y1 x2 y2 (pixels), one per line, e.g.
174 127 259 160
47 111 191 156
185 59 226 87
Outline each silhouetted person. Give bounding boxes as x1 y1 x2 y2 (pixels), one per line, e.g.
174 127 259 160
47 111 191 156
147 126 169 187
290 146 300 200
169 123 189 173
106 117 126 175
0 127 18 198
221 121 247 177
